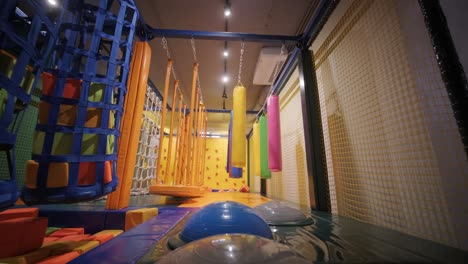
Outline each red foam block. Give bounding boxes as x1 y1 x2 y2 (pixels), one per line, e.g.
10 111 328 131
0 208 39 221
0 217 48 258
57 234 91 242
49 228 84 238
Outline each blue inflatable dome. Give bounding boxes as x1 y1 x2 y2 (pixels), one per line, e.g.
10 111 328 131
179 201 273 242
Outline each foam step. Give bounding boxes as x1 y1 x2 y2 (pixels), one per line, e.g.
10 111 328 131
125 208 158 231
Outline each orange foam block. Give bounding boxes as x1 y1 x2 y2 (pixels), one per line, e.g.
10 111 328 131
58 104 78 126
38 102 78 126
25 160 39 189
125 208 158 231
85 233 114 244
78 161 112 186
49 228 84 238
43 237 59 245
0 217 48 258
85 107 102 127
37 251 80 264
0 208 38 221
47 162 69 188
57 234 90 242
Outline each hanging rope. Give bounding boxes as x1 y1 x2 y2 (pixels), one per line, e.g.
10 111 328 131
237 41 245 85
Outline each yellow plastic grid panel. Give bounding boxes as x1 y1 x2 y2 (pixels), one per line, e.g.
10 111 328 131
313 0 467 250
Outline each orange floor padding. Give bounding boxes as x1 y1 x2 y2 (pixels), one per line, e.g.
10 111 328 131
178 192 270 208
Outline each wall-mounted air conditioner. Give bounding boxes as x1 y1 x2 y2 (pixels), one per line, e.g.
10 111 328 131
253 47 288 85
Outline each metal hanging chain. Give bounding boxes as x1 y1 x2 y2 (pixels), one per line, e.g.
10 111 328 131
161 36 185 102
237 41 245 85
256 44 287 121
266 43 286 99
191 37 204 104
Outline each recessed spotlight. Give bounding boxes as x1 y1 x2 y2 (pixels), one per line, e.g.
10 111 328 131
47 0 58 6
223 50 229 57
222 75 229 83
224 9 231 17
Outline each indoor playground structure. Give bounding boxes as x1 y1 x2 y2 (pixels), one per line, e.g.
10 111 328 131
0 0 468 263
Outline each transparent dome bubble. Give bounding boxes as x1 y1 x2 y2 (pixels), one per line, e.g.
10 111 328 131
157 233 313 264
254 201 313 226
179 201 273 243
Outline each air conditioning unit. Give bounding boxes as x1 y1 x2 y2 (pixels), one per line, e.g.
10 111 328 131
253 47 288 85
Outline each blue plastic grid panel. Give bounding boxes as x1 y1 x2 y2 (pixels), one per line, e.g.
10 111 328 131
22 0 139 204
0 0 61 210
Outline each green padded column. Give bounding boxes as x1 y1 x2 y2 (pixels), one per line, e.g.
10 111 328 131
259 114 271 179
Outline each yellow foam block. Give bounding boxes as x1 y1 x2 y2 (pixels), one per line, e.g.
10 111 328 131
25 160 39 189
93 230 123 237
0 248 49 264
32 132 45 155
50 241 99 255
47 163 69 188
125 208 158 231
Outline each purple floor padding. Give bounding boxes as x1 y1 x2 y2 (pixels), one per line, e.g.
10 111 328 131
69 207 191 264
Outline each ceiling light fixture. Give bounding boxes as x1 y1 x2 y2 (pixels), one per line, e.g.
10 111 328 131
222 75 229 83
224 1 231 17
47 0 58 6
223 50 229 57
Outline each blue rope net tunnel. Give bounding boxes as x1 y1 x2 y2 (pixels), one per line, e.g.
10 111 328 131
0 0 60 210
21 0 139 204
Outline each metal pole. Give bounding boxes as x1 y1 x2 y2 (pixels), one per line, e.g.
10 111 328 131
298 48 329 212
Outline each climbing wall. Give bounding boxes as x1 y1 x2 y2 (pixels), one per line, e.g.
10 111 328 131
203 138 247 190
313 0 468 250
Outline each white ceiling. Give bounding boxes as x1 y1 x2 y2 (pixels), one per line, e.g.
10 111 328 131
135 0 318 134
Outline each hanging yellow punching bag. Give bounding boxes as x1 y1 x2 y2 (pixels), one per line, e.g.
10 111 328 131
232 84 246 167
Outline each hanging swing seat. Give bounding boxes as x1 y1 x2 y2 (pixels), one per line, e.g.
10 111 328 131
149 184 205 198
